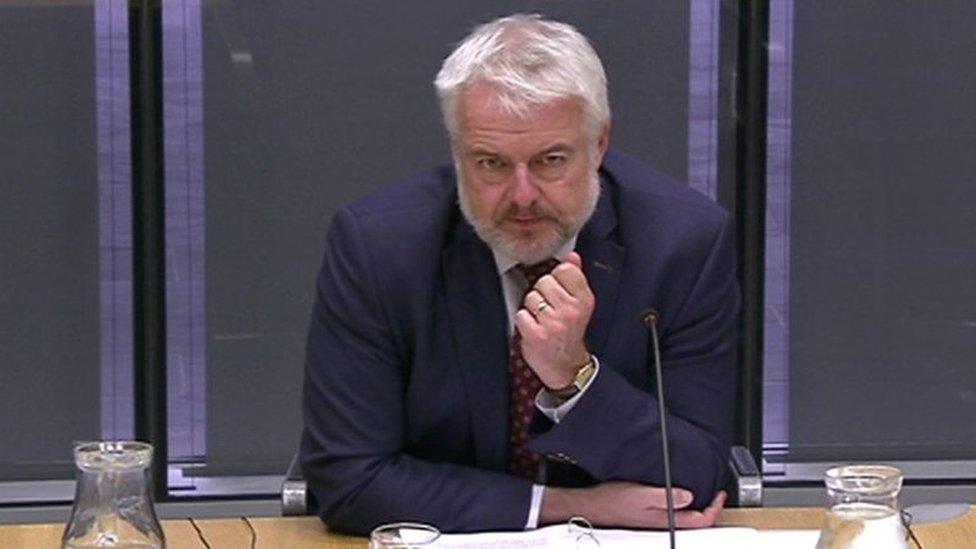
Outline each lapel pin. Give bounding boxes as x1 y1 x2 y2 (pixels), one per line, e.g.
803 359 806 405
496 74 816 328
592 260 612 272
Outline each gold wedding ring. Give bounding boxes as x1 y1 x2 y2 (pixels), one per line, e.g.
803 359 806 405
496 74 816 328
536 300 552 313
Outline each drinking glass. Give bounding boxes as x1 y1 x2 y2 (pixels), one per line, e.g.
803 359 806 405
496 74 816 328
61 441 165 548
369 522 440 548
815 464 908 549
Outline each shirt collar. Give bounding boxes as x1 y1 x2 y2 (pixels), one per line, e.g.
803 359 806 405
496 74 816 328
490 235 579 276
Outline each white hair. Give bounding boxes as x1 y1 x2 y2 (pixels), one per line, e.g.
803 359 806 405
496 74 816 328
434 14 610 140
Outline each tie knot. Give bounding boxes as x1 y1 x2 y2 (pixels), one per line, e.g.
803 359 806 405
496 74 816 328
516 259 560 286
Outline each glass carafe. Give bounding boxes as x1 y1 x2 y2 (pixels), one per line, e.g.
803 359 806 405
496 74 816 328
815 464 908 549
61 441 165 548
369 523 441 548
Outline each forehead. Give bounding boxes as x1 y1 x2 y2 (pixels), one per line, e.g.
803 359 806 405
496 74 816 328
456 83 585 145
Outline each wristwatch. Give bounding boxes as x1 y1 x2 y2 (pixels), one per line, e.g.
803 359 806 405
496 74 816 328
550 355 596 400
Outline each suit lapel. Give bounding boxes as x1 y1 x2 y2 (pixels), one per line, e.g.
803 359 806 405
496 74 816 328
442 220 511 470
577 178 624 357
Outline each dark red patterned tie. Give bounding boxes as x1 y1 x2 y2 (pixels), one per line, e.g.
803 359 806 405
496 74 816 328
508 259 560 480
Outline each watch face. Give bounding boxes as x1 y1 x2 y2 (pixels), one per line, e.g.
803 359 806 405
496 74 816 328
552 357 594 399
573 360 596 390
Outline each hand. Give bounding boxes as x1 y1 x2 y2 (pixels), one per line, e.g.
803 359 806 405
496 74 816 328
514 252 595 389
541 481 727 529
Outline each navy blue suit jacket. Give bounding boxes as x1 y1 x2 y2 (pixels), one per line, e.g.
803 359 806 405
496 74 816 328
300 150 739 534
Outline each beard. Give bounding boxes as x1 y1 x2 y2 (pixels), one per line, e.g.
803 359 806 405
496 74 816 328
457 169 601 265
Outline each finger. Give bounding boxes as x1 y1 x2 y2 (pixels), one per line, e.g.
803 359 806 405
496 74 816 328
703 490 727 522
642 487 694 510
710 490 728 508
514 308 542 336
633 508 669 529
673 488 695 509
635 508 705 530
673 509 708 529
534 274 575 308
523 290 552 317
562 251 583 268
551 261 592 299
674 491 726 529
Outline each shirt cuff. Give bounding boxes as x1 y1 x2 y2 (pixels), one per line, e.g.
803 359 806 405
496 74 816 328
534 356 601 424
525 484 545 529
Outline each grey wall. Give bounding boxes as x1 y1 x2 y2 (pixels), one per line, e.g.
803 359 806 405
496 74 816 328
199 1 692 473
789 2 976 460
0 7 101 479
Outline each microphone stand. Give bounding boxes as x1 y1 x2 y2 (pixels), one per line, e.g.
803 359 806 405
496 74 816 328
643 310 676 549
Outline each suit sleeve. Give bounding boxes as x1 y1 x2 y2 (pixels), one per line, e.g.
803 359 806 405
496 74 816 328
528 213 740 509
300 207 533 535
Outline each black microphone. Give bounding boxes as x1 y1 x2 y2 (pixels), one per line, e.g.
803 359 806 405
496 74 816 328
641 308 676 549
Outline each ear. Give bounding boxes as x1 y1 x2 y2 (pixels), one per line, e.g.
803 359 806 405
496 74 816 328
595 121 611 165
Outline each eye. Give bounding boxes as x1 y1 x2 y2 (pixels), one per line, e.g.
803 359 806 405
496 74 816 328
540 153 567 166
476 156 505 171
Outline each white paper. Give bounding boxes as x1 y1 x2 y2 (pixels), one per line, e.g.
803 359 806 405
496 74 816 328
756 529 821 549
433 525 821 548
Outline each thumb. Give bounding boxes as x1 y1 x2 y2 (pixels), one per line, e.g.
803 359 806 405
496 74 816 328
645 487 694 510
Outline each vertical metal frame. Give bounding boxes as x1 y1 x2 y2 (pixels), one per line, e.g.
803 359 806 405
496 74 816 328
761 0 794 463
129 0 168 500
162 0 208 467
716 0 769 464
688 0 722 201
734 0 769 463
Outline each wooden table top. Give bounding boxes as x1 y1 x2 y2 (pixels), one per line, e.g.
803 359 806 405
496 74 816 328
2 506 973 548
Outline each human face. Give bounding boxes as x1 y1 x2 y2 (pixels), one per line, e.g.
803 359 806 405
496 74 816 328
453 84 609 265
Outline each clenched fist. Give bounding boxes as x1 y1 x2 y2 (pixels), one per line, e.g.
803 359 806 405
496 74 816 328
515 251 595 390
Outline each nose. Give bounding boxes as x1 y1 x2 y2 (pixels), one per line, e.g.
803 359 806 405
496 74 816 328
509 163 539 207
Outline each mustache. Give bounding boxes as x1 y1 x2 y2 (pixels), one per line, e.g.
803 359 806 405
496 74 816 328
495 202 560 224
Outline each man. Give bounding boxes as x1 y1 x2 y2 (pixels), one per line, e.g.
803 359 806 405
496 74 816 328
300 14 739 534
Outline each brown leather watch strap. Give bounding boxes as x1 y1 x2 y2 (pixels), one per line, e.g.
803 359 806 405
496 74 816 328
549 355 596 399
